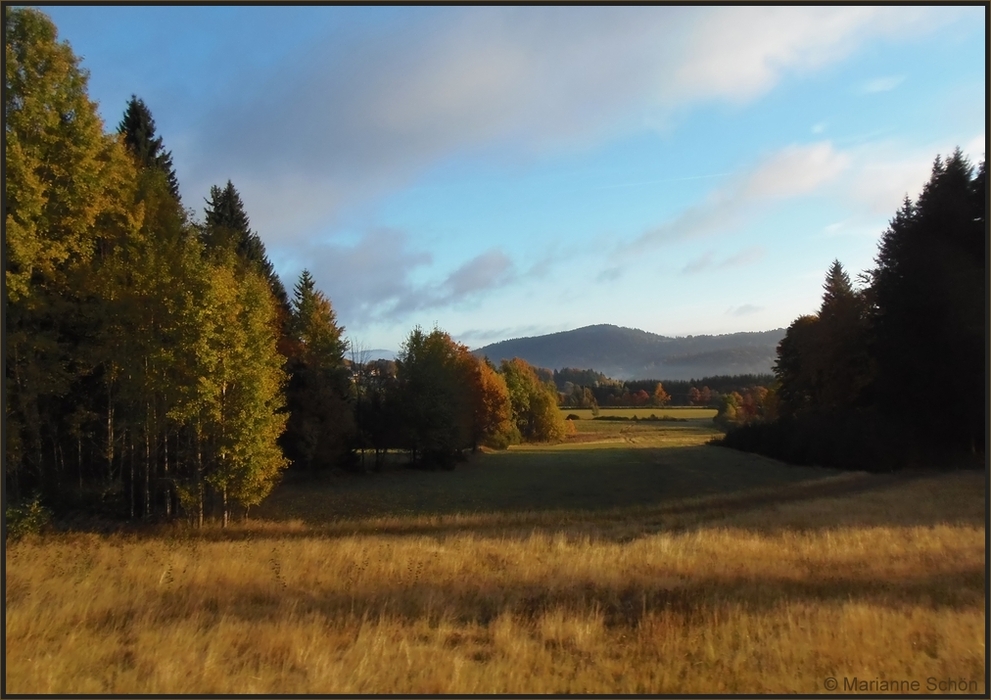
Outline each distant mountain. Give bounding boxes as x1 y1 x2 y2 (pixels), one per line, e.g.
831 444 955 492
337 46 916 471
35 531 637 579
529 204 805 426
365 349 397 362
472 324 785 380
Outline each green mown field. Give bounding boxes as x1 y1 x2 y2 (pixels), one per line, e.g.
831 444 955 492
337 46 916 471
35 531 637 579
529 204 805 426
5 418 985 694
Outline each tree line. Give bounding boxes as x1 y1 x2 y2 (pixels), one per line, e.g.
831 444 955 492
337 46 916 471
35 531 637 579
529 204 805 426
719 149 986 470
4 8 566 527
553 366 774 410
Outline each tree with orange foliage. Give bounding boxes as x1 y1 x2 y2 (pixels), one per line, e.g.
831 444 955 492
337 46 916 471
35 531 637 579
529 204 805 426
652 383 671 407
461 354 514 450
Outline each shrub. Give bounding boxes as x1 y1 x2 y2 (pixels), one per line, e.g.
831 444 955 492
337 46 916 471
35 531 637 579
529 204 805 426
6 497 53 541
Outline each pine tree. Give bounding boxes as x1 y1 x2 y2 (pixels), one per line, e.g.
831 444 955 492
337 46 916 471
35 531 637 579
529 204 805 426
117 95 180 201
871 149 985 452
819 259 854 315
817 260 872 411
202 180 290 313
290 270 349 367
281 270 354 470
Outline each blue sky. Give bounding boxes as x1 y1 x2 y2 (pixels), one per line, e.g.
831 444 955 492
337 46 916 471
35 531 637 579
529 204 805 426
40 5 986 353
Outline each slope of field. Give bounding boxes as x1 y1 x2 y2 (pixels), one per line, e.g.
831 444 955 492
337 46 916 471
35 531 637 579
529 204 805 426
5 418 985 694
472 324 785 379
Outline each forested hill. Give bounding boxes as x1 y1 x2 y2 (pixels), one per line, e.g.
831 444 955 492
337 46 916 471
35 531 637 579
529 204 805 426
473 325 785 380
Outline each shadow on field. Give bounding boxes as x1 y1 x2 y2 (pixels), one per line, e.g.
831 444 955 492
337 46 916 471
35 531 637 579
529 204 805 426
61 444 983 543
250 444 851 523
143 562 985 634
142 468 985 546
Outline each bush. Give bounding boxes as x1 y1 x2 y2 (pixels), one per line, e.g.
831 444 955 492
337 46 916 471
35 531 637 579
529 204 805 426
6 497 53 541
565 414 581 421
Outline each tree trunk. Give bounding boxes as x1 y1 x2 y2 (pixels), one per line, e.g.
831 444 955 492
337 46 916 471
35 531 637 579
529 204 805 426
129 433 136 520
222 485 228 528
106 381 115 484
144 407 151 521
196 428 204 528
78 432 83 491
163 428 171 518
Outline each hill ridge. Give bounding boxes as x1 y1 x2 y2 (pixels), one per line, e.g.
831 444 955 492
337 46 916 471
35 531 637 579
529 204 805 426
472 324 785 380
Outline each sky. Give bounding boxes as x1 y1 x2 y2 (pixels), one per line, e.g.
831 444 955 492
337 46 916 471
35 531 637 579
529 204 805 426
39 5 987 354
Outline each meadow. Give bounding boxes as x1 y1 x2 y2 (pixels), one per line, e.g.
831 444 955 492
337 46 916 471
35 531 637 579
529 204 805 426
4 416 986 694
562 406 718 420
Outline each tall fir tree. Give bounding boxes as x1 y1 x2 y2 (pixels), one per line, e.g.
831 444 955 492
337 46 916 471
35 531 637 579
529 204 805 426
816 260 872 411
281 270 354 471
117 95 180 201
870 149 985 452
202 180 290 314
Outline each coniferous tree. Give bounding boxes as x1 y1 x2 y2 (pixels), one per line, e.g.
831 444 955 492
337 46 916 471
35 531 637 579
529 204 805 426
202 180 290 314
772 315 821 417
870 149 986 452
117 95 180 201
281 270 354 471
816 260 872 411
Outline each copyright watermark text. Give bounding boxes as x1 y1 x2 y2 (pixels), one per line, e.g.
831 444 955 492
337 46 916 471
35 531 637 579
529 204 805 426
822 676 983 693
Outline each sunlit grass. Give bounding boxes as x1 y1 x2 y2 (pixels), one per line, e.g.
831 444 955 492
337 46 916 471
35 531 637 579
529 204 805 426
5 419 985 694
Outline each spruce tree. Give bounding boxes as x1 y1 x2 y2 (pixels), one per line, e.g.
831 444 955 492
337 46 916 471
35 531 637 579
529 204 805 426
870 149 985 453
816 261 871 411
281 269 354 470
202 180 290 312
117 95 180 201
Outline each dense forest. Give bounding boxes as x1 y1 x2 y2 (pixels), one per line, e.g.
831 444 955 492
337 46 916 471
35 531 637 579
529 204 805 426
4 8 567 526
719 150 986 470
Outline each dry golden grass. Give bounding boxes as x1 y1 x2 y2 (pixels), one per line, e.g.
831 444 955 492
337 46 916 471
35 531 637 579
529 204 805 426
5 453 986 693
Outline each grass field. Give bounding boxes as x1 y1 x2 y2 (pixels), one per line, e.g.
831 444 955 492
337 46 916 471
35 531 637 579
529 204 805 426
5 419 986 694
561 406 718 420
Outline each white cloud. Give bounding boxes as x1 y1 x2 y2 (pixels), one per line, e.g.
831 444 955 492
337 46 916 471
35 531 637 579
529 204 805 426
742 143 851 200
846 152 934 215
184 6 952 241
680 247 766 275
620 141 848 257
965 133 986 162
820 218 883 238
389 248 518 317
811 121 827 135
292 228 432 326
457 323 566 347
720 246 766 268
681 251 716 274
859 75 906 93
